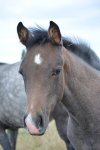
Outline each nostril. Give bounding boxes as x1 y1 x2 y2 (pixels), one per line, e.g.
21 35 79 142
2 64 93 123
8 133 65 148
24 114 28 127
36 114 44 130
24 113 45 135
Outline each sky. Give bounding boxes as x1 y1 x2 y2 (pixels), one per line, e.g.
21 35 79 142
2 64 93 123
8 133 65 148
0 0 100 63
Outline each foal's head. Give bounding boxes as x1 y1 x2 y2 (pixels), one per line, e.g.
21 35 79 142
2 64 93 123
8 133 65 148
17 21 66 135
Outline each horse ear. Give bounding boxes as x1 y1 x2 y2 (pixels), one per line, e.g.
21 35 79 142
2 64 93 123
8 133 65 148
17 22 29 46
48 21 62 45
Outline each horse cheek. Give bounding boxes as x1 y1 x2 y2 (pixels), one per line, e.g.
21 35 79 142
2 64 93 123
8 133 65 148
58 73 65 101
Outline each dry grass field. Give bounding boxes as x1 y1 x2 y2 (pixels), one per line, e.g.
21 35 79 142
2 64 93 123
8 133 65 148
0 121 66 150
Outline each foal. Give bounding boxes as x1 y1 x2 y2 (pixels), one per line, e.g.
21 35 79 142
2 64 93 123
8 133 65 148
17 21 100 150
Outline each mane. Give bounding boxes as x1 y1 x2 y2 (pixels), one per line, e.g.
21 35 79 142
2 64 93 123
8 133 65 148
27 27 49 48
27 27 100 70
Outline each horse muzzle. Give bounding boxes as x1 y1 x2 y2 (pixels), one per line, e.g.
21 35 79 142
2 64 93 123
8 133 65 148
24 113 45 135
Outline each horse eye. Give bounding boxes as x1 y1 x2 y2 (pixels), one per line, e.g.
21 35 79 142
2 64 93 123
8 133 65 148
52 68 61 76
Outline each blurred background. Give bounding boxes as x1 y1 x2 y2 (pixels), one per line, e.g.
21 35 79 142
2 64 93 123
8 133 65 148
0 0 100 149
0 0 100 63
0 121 66 150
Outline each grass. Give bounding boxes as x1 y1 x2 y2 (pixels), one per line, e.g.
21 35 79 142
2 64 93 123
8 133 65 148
0 121 66 150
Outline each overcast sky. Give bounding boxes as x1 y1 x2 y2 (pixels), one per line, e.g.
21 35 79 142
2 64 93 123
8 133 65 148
0 0 100 63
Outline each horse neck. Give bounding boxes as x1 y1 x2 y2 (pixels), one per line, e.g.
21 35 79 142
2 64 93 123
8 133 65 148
63 47 99 80
62 48 100 124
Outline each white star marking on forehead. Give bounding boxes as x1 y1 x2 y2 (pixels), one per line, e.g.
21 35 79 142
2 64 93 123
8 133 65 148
34 53 43 65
